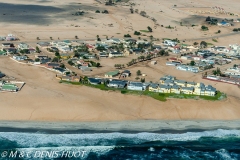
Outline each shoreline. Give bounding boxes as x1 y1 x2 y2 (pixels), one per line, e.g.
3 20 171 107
0 120 239 134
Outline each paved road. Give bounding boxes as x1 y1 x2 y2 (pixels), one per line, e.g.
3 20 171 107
185 31 240 41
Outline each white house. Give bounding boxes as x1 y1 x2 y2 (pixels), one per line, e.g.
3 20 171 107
109 52 123 57
13 56 27 61
18 43 29 50
163 40 177 47
127 82 144 91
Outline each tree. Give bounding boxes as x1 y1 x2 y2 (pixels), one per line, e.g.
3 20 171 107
140 11 147 17
102 10 109 14
190 60 196 66
134 31 141 35
136 70 142 76
50 37 53 40
75 35 78 39
36 46 41 53
206 16 211 22
60 64 65 68
74 52 80 58
124 34 131 38
35 58 40 62
130 8 133 14
212 67 221 76
96 35 101 41
146 54 152 60
68 60 74 66
200 41 207 48
147 26 153 32
69 45 72 51
164 51 169 56
95 10 100 13
96 45 106 51
55 52 60 57
36 37 40 40
140 78 145 83
233 28 238 32
96 62 101 67
201 26 208 31
193 42 198 45
217 30 221 33
52 57 59 62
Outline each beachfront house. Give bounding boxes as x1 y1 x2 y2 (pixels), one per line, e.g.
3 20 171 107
127 82 144 91
149 83 159 92
159 75 176 84
107 80 127 88
175 80 186 87
88 78 102 85
163 79 175 86
193 83 206 95
181 87 194 94
159 85 171 93
13 55 27 61
186 81 196 87
204 85 217 96
105 70 119 78
53 67 67 74
170 85 181 94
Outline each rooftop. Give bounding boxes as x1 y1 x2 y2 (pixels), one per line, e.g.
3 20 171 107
105 70 119 76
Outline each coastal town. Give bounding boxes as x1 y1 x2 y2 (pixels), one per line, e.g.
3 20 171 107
0 31 239 98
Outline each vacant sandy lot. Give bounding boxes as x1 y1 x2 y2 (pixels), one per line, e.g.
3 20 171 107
0 0 240 121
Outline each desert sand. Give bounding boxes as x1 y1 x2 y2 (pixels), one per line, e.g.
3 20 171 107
0 0 240 121
0 57 240 121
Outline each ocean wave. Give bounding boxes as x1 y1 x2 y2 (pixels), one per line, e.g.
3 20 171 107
0 129 239 148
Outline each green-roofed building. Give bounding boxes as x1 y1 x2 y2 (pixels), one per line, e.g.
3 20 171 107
63 40 71 45
105 70 119 78
0 51 6 55
1 84 18 92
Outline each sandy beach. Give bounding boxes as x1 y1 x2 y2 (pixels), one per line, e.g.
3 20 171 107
0 120 240 133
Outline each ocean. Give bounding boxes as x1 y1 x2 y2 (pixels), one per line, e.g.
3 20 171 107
0 129 239 160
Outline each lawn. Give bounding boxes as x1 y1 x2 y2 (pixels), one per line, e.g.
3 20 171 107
60 81 226 102
140 30 150 33
212 39 218 42
207 42 214 46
